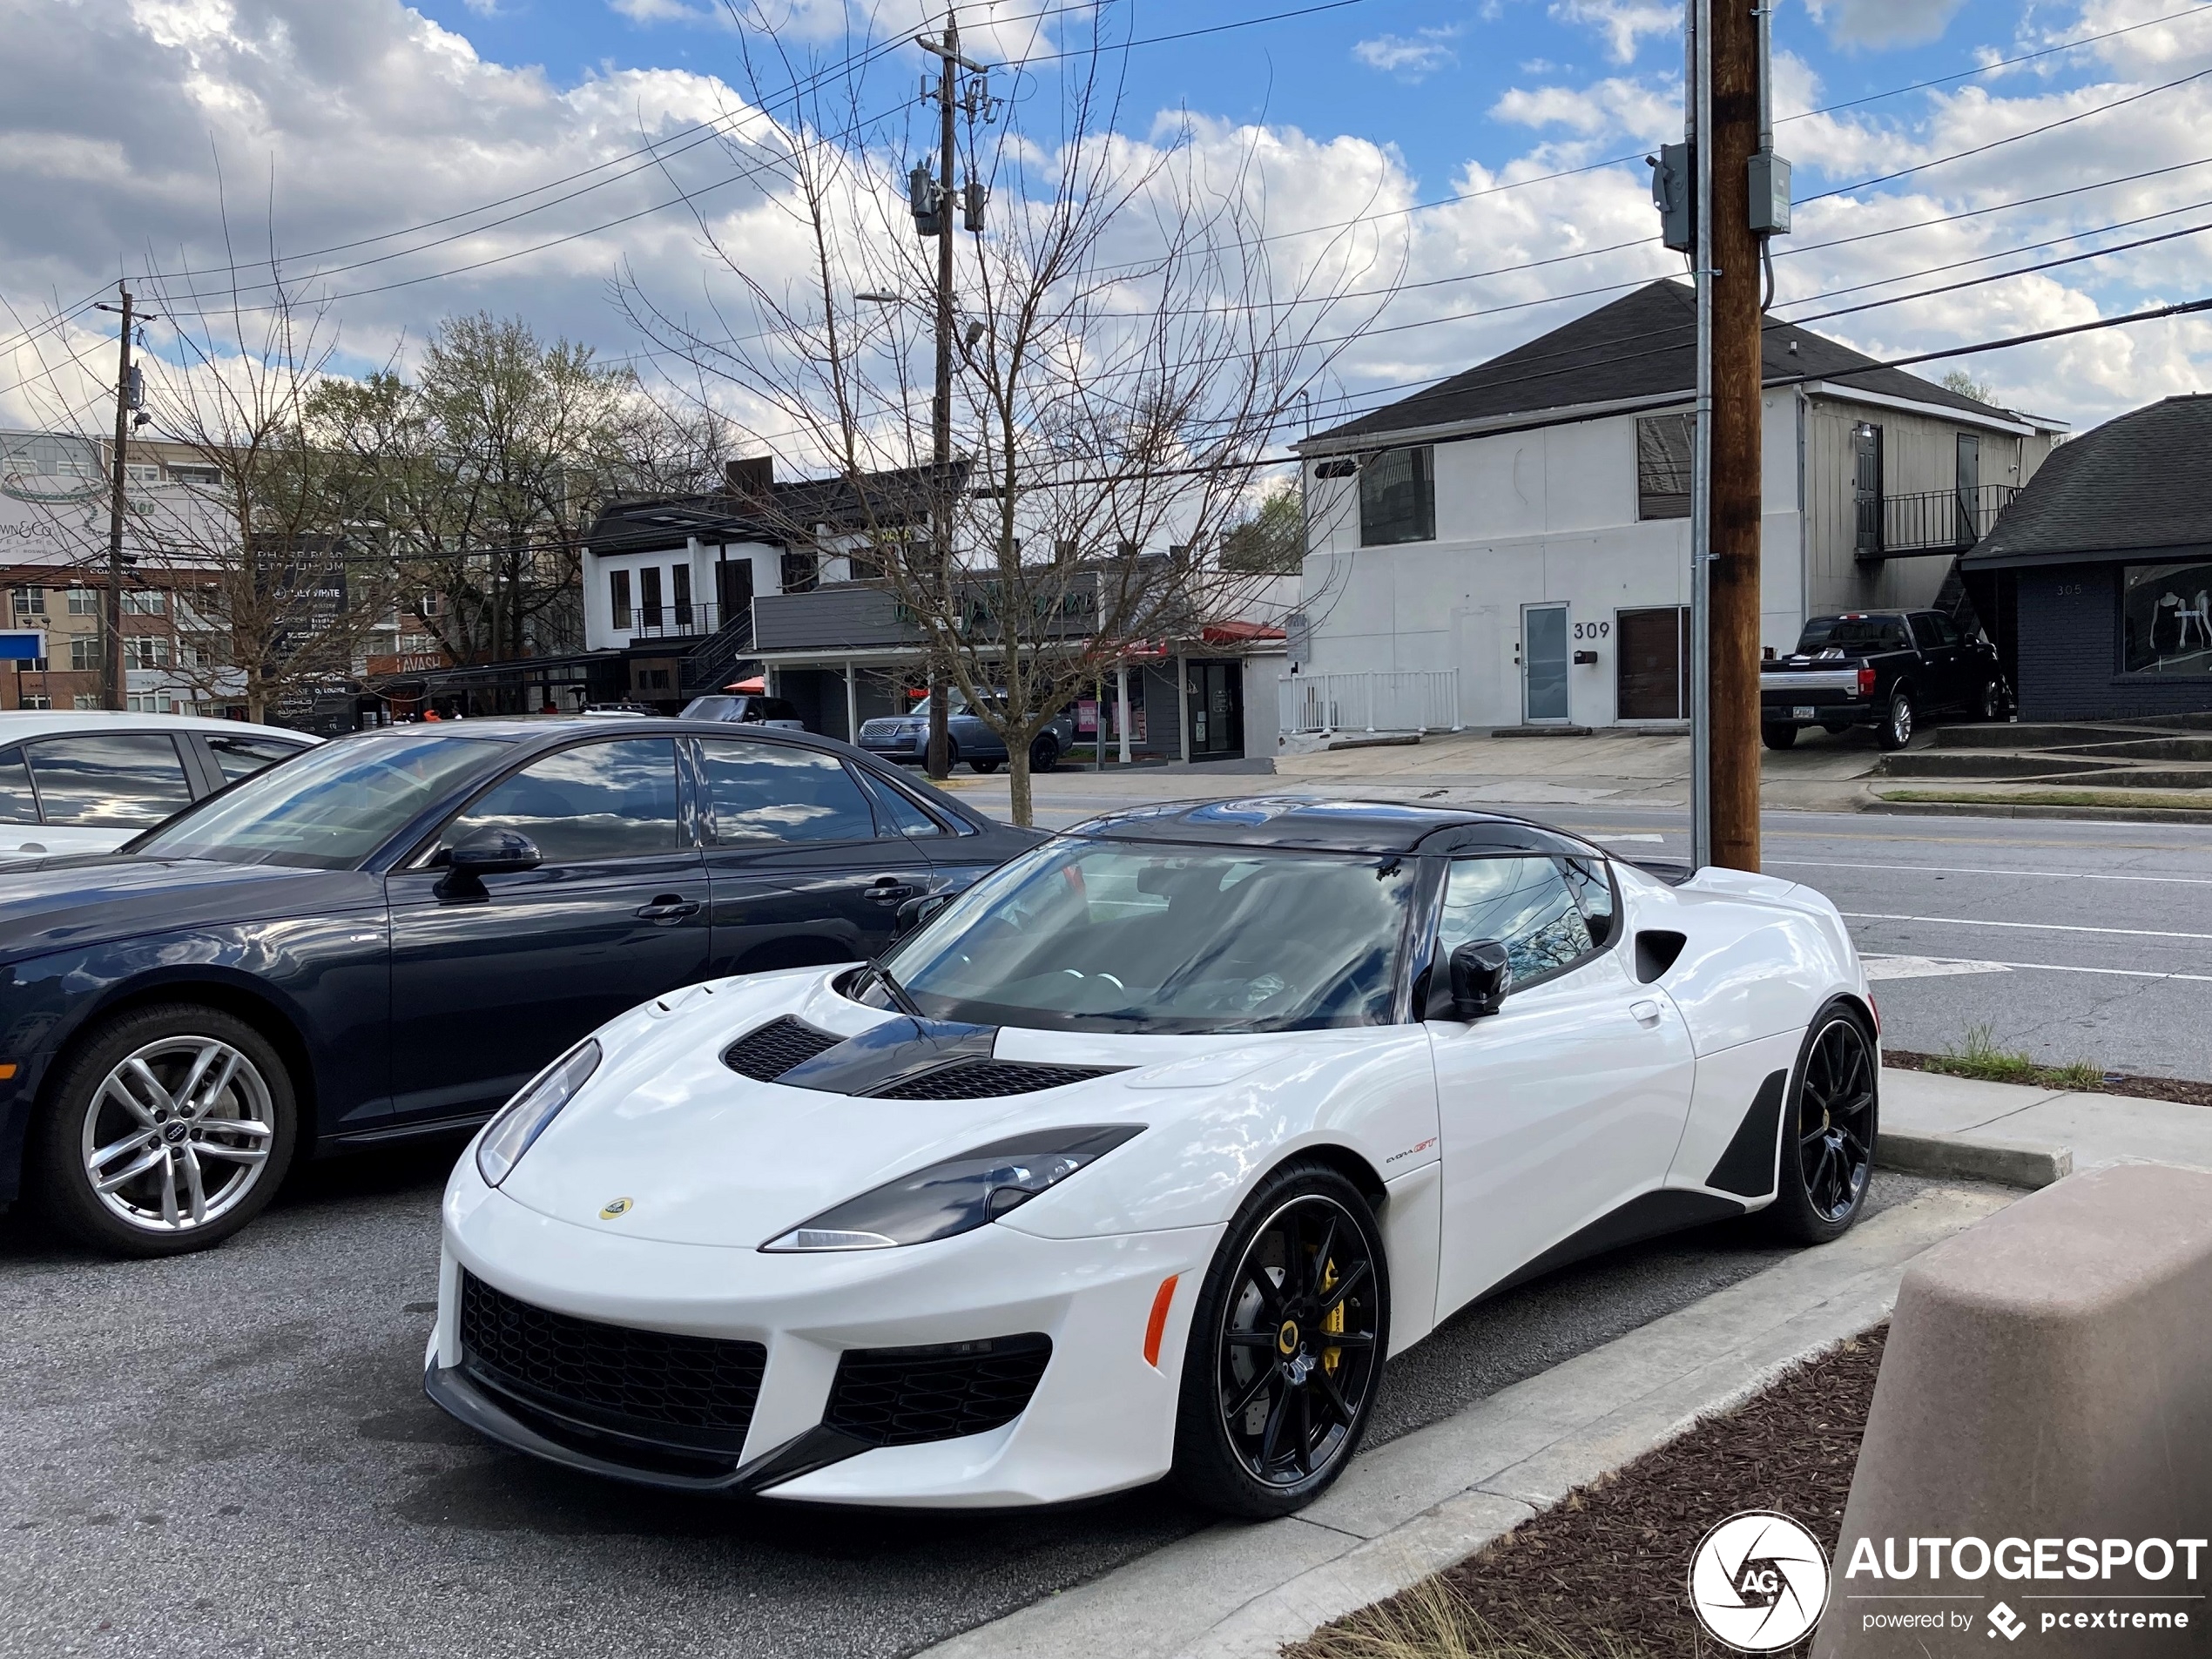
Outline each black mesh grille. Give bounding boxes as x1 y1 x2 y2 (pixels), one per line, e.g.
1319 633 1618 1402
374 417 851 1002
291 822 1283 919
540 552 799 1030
458 1271 766 1451
724 1015 843 1082
824 1334 1053 1447
875 1061 1116 1099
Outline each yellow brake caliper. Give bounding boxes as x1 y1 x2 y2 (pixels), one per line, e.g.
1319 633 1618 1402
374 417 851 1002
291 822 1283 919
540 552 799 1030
1320 1258 1344 1375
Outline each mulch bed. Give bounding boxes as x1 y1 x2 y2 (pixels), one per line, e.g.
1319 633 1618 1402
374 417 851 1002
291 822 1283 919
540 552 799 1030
1884 1049 2212 1109
1294 1327 1889 1659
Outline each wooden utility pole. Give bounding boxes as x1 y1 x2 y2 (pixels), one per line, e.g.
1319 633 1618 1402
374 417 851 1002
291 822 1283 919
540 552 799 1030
98 284 136 712
1706 0 1763 871
922 10 961 781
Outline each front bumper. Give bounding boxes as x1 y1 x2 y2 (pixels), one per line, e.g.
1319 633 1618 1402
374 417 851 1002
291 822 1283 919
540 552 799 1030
429 1178 1217 1507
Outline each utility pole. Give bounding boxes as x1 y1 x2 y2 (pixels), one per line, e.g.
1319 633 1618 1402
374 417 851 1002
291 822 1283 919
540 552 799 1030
920 12 963 780
1688 0 1713 870
1706 0 1771 872
95 284 138 713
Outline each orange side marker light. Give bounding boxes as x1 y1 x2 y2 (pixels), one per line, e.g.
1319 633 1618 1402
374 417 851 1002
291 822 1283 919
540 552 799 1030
0 1063 17 1080
1143 1273 1180 1369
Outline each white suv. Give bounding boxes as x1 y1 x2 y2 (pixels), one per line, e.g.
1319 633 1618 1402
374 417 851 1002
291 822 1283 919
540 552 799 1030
0 711 318 860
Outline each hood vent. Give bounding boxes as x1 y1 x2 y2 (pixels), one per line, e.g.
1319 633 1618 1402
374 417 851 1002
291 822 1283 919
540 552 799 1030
725 1016 844 1082
877 1060 1118 1099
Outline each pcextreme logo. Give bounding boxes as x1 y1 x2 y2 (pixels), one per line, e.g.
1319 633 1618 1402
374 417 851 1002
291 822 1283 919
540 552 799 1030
1843 1534 2206 1642
1688 1511 1831 1652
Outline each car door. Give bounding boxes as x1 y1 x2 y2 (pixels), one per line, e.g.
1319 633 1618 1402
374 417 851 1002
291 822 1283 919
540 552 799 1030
1907 612 1965 709
384 736 710 1124
695 735 931 976
18 730 199 856
1426 853 1696 1318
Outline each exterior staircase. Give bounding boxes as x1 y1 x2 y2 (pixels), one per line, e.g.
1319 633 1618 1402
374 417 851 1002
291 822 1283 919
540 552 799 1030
1873 713 2212 791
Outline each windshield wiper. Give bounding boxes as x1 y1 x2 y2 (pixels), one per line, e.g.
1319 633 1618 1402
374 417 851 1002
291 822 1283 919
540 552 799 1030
864 958 924 1018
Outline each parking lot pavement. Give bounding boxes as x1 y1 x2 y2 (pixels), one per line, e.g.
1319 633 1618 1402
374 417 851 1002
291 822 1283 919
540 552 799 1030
0 1140 1939 1659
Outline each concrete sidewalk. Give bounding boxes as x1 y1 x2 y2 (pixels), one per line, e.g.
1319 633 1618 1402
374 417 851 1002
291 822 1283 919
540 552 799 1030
923 1071 2211 1659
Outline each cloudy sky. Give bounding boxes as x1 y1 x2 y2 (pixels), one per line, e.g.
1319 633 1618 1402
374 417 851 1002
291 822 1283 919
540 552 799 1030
3 0 2209 446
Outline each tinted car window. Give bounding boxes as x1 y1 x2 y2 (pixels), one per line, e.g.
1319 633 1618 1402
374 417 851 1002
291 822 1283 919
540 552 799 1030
25 732 194 826
700 740 879 843
0 746 37 824
206 733 307 784
444 738 681 863
1908 613 1943 649
1438 856 1597 989
762 698 801 722
682 696 741 721
1559 854 1617 948
860 771 946 838
134 732 503 868
1797 616 1912 653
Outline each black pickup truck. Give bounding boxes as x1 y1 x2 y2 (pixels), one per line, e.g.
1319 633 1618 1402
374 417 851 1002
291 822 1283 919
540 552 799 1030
1759 609 2007 751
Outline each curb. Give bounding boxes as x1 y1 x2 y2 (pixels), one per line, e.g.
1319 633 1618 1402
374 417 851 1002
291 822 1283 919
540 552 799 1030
1863 799 2212 826
1875 1130 2072 1190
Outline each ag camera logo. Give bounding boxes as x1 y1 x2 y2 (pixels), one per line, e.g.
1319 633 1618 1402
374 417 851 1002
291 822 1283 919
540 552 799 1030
1689 1511 1831 1652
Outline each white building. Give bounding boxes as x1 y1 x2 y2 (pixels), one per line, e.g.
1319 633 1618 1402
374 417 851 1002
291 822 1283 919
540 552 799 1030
1291 281 2066 732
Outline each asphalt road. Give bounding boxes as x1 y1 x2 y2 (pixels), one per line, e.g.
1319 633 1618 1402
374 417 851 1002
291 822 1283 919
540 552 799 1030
0 1139 1946 1659
995 776 2212 1082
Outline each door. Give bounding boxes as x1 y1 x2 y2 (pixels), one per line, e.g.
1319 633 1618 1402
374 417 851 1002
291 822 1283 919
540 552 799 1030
385 736 709 1123
716 555 754 639
1954 433 1980 544
1521 604 1570 724
695 736 930 976
1188 662 1244 759
1907 612 1967 710
1615 607 1688 721
1853 423 1884 555
1426 854 1695 1316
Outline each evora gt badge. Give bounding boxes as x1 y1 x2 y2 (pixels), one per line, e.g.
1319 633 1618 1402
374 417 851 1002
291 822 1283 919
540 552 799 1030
1277 1319 1300 1355
599 1197 634 1219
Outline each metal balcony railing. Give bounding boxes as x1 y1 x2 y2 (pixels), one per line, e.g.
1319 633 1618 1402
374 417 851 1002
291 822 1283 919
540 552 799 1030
1858 483 2020 557
623 600 732 640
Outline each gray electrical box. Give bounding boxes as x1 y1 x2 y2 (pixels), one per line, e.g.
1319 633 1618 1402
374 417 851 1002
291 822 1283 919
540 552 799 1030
1749 150 1791 235
1649 144 1694 253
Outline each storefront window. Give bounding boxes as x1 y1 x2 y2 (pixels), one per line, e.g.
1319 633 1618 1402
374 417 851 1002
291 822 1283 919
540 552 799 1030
2121 561 2212 676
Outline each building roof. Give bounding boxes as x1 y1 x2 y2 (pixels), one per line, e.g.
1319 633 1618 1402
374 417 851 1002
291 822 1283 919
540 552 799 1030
585 462 965 556
1964 395 2212 570
1305 280 2011 447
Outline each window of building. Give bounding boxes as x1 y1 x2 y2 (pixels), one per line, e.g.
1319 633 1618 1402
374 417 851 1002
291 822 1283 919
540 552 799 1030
671 564 692 628
17 695 51 711
67 587 97 616
2121 559 2212 677
1358 447 1434 546
440 738 681 863
781 550 819 594
638 565 664 628
610 569 633 630
14 656 48 673
126 463 163 485
1615 606 1690 719
10 587 44 617
124 636 172 671
168 464 221 485
72 693 98 711
69 636 100 672
1635 414 1693 520
122 590 167 616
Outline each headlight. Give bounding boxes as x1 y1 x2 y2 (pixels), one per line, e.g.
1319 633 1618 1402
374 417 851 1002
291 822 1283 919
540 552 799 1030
475 1040 601 1188
761 1124 1143 1251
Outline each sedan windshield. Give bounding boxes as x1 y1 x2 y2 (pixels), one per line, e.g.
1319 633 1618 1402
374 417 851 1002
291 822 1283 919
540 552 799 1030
128 732 505 869
880 838 1418 1033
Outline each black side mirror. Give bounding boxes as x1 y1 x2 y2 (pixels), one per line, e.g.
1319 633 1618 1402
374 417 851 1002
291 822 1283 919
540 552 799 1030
1447 940 1512 1019
435 827 541 902
893 890 953 939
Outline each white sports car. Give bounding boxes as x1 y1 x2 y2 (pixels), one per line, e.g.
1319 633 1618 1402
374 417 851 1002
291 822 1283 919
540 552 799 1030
427 799 1878 1516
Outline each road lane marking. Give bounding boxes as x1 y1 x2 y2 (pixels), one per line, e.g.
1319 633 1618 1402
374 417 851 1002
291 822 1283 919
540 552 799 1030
1770 859 2212 887
1862 954 2013 980
1896 956 2212 986
1841 911 2212 941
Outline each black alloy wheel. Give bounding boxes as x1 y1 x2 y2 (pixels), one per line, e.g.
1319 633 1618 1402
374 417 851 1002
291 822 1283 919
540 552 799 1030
1029 734 1059 773
1877 690 1915 750
1172 1163 1388 1517
1760 724 1799 751
968 757 1001 774
1766 1001 1878 1244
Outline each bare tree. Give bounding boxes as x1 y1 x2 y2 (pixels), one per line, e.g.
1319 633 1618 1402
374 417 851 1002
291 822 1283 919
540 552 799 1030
624 2 1390 822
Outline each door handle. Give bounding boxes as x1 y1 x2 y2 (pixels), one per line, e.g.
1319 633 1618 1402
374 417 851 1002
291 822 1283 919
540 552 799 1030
635 896 702 922
1629 999 1663 1026
865 876 918 904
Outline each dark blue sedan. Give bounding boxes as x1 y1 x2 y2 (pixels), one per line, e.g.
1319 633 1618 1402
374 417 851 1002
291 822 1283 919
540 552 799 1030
0 720 1038 1257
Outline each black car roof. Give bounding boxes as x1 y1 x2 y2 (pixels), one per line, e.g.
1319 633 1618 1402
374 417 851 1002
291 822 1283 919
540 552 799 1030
1063 797 1602 857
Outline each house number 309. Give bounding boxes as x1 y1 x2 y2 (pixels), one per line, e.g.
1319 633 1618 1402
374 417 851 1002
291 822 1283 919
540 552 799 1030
1572 621 1610 640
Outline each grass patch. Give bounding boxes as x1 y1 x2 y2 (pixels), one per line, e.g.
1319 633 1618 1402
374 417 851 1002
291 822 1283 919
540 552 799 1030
1906 1023 2102 1091
1876 787 2212 812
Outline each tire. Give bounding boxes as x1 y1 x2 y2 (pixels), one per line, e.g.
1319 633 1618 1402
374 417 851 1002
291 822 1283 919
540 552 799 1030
1764 999 1878 1246
1876 690 1915 751
968 757 1000 774
1976 678 2006 722
1760 723 1799 751
1170 1161 1389 1518
31 1003 298 1258
1029 735 1059 774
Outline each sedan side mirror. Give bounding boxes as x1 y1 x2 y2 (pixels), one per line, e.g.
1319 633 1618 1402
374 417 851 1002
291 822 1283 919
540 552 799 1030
435 827 541 902
893 890 953 939
1447 940 1512 1020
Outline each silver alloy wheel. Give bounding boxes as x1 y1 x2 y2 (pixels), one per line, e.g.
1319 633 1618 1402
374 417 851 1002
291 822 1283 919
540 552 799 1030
1890 695 1913 745
78 1036 277 1233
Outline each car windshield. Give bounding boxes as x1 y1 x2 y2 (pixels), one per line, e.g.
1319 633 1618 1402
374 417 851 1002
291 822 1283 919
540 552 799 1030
128 732 505 869
879 838 1418 1033
903 694 968 718
1797 616 1912 652
682 696 743 719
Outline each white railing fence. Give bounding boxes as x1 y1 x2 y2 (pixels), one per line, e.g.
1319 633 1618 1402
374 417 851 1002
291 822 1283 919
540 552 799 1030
1279 670 1461 735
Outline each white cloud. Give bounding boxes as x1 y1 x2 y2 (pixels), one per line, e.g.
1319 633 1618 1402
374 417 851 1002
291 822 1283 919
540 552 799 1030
1352 26 1461 81
608 0 714 22
1803 0 1968 51
1490 76 1677 142
1548 0 1676 64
